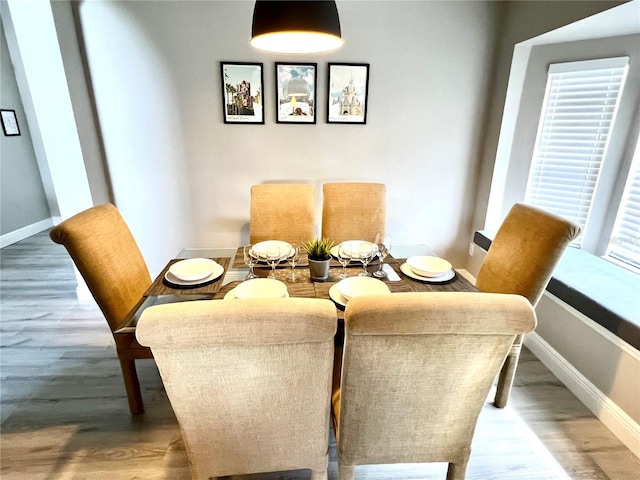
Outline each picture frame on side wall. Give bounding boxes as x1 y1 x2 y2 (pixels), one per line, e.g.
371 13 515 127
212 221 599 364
327 63 370 124
221 62 264 124
275 63 317 124
1 109 20 136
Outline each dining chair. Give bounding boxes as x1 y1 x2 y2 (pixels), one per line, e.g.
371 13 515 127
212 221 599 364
476 202 581 408
321 182 385 244
250 183 316 244
332 292 536 480
49 203 152 414
136 298 337 480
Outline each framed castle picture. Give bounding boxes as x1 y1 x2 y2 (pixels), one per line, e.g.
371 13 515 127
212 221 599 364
221 62 264 124
327 63 369 124
276 63 317 124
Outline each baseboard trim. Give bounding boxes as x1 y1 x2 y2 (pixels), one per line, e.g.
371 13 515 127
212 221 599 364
1 218 53 248
525 332 640 459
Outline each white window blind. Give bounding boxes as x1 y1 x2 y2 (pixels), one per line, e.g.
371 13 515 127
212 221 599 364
607 140 640 271
524 57 630 239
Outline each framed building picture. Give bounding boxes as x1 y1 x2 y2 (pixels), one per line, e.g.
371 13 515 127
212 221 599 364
221 62 264 124
275 63 317 124
327 63 370 124
1 109 20 136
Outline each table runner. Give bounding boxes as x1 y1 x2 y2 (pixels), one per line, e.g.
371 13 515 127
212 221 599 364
232 248 473 288
213 260 475 318
231 247 380 269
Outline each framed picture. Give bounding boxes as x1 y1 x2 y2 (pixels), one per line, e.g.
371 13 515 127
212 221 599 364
327 63 370 124
1 109 20 136
221 62 264 124
275 63 317 124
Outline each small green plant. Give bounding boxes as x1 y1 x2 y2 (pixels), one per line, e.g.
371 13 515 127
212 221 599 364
302 237 334 261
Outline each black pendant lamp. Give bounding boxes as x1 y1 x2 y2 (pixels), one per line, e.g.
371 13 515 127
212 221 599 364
251 1 344 54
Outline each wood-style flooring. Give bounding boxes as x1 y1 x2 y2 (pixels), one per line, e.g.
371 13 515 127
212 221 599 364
1 231 639 479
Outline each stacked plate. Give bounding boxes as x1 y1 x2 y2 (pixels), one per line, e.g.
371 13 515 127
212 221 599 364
330 240 378 261
251 240 294 262
401 256 455 283
165 258 224 287
329 276 391 308
224 278 289 300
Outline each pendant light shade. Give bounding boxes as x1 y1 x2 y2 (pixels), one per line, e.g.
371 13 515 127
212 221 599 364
251 1 343 54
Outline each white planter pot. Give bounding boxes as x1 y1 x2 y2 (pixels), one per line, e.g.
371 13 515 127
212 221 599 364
308 258 331 281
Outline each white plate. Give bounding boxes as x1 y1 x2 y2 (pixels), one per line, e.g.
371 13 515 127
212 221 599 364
406 256 452 278
329 284 349 308
330 240 378 259
164 262 224 286
224 287 289 300
234 278 289 299
400 262 455 283
251 240 293 260
337 276 391 301
169 258 219 281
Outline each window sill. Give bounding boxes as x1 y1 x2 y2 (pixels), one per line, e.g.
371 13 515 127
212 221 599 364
474 230 640 350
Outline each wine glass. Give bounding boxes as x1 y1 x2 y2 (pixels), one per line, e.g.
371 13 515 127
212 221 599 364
243 244 257 280
373 233 392 278
337 242 352 279
265 244 282 279
287 244 300 280
356 242 374 276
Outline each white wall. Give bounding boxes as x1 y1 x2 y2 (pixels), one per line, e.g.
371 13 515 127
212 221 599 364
0 21 50 237
1 0 93 222
50 1 112 206
78 0 501 273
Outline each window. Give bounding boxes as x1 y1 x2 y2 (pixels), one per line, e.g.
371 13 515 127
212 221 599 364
524 57 630 242
607 137 640 271
524 56 640 275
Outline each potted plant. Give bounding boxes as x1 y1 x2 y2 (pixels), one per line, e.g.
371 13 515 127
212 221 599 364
303 237 334 281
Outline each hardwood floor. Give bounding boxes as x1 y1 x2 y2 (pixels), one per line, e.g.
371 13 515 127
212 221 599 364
1 231 638 479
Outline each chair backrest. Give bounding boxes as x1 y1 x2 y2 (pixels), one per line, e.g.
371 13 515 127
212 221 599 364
335 292 535 470
136 298 337 480
249 184 315 244
476 203 581 307
49 203 151 332
321 182 385 244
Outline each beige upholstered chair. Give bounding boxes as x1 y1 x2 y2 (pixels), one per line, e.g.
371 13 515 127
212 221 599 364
332 292 536 480
476 203 581 408
50 203 152 414
136 298 337 480
250 184 315 244
321 182 386 244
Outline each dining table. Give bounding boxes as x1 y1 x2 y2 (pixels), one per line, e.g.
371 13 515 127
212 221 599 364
115 244 476 333
113 244 477 409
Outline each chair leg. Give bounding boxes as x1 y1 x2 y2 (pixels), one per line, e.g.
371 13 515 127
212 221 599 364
447 460 468 480
118 357 144 414
494 351 520 408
